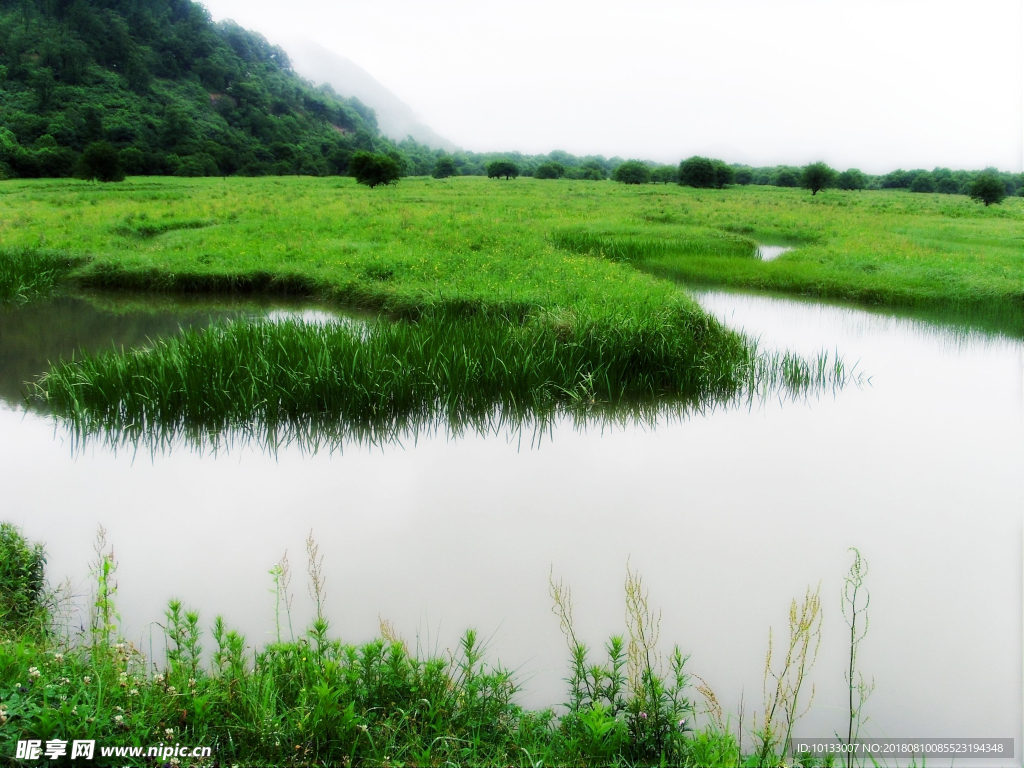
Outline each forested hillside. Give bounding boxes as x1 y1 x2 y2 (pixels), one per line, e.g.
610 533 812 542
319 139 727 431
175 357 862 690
0 0 390 177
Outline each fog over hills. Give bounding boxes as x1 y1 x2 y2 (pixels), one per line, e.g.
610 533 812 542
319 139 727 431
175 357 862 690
284 38 457 152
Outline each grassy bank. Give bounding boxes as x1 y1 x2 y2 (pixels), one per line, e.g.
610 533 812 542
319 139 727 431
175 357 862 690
0 176 1019 324
1 524 872 767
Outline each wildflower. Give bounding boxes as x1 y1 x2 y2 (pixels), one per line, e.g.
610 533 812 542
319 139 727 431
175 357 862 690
154 673 165 684
188 678 196 688
28 666 41 679
83 676 92 684
639 711 647 720
72 707 78 715
165 728 174 738
167 686 176 694
59 677 70 685
53 653 64 663
678 718 687 730
114 706 124 713
114 715 123 723
129 688 139 696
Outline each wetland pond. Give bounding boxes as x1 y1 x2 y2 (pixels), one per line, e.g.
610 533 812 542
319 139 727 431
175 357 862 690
1 290 1021 759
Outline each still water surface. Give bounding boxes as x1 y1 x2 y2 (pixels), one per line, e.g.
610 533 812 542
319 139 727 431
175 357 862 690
1 291 1020 756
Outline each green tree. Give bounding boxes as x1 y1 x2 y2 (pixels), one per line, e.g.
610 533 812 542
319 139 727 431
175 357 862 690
534 161 566 179
612 160 651 184
967 172 1006 206
801 162 836 195
350 151 401 187
486 160 519 179
836 169 866 190
651 166 678 184
432 156 458 179
678 156 716 188
909 174 935 193
713 161 735 188
734 168 754 185
78 141 125 182
775 169 799 187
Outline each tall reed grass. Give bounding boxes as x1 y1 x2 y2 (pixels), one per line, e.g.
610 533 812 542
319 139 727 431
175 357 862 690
0 248 80 304
33 308 854 451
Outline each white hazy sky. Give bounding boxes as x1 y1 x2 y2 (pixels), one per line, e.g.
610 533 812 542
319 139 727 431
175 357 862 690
198 0 1023 173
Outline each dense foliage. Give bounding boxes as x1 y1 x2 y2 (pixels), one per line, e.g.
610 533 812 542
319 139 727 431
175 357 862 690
486 159 519 179
349 150 400 187
0 0 388 179
800 162 836 195
612 160 651 184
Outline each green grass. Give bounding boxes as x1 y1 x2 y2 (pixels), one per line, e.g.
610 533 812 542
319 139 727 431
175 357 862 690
0 177 1020 324
1 524 854 767
34 308 851 451
0 249 81 304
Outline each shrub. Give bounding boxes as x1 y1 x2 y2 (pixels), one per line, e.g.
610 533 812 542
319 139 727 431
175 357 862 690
734 168 754 185
612 160 651 184
967 172 1006 206
350 151 401 187
78 141 125 182
486 160 519 179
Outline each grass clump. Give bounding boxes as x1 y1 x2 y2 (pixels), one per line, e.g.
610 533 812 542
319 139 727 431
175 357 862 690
33 306 852 449
0 523 47 633
0 249 80 304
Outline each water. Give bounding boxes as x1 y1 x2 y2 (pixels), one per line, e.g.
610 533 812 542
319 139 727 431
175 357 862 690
1 291 1020 759
757 243 794 261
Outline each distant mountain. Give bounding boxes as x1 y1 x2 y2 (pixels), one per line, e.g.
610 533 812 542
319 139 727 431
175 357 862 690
284 39 456 152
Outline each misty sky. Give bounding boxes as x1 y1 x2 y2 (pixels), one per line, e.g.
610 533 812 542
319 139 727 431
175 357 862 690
199 0 1022 173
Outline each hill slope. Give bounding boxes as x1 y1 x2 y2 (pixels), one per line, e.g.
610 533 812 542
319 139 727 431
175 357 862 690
284 38 456 152
0 0 391 177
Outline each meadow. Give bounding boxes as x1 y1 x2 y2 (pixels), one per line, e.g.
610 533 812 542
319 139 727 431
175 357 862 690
0 176 1019 322
2 175 1019 434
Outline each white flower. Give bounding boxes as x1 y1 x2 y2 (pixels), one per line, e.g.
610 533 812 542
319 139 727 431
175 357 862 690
83 676 92 684
28 666 41 679
129 688 139 696
154 673 165 684
114 715 124 723
53 653 64 663
166 686 176 694
165 728 174 738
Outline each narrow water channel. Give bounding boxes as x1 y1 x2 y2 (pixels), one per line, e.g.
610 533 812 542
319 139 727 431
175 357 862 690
1 290 1020 756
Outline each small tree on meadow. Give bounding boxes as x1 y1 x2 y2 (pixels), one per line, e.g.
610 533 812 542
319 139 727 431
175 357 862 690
486 160 519 179
432 156 458 179
801 162 836 195
612 160 651 184
967 172 1006 206
678 156 716 188
350 151 401 187
78 141 125 182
